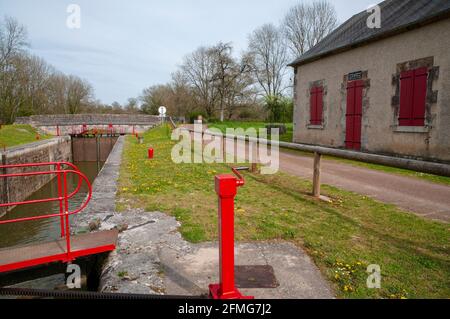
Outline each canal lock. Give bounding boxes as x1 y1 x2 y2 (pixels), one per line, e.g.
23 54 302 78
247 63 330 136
0 135 119 294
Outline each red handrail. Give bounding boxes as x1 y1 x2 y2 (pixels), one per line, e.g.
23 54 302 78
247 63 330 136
0 162 93 261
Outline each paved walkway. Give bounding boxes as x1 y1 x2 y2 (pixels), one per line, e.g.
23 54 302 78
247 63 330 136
277 149 450 222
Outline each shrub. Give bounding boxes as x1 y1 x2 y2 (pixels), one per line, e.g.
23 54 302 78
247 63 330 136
264 95 293 123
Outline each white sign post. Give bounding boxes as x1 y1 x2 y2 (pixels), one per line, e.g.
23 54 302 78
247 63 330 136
158 106 167 124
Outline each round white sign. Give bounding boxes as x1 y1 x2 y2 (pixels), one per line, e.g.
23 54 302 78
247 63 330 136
158 106 167 116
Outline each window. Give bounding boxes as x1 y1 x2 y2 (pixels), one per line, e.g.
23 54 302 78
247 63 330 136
399 67 428 126
310 86 323 125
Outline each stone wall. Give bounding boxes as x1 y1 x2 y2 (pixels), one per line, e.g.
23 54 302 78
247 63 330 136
0 137 72 217
292 18 450 163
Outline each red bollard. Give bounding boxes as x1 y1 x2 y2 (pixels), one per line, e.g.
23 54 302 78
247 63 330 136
148 148 154 159
209 169 253 300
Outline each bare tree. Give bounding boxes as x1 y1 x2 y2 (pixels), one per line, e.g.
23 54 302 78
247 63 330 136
209 42 234 121
247 23 289 97
208 42 253 121
64 75 92 114
180 46 219 117
0 17 29 123
283 0 337 58
0 16 28 68
140 84 170 115
169 70 197 117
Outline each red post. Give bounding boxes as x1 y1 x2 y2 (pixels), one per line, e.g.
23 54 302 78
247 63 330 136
209 174 253 299
148 148 154 159
56 163 65 237
56 125 60 136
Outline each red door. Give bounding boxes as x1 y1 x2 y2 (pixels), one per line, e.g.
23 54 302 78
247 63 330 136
345 80 364 150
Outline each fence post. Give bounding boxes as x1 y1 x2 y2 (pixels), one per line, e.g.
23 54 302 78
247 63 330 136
1 153 8 216
313 152 322 197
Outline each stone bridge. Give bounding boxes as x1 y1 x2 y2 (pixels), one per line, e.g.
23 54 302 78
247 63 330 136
15 114 161 135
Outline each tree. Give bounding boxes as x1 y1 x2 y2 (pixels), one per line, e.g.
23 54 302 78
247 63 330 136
247 24 289 98
140 84 171 115
208 42 254 121
283 0 337 58
180 46 219 118
124 97 140 113
65 75 93 114
0 16 28 69
169 70 196 117
264 95 293 123
0 17 29 123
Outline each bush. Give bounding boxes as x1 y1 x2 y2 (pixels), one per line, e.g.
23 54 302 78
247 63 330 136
238 109 256 120
188 111 207 123
264 95 293 123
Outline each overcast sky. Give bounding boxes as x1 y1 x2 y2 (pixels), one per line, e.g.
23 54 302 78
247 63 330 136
0 0 378 105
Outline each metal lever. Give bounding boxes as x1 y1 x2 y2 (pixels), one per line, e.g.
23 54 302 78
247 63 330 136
231 167 249 187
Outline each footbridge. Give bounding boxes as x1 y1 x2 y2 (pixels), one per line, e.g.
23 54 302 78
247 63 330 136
15 114 161 136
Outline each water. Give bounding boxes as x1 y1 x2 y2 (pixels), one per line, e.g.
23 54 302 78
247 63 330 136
0 161 104 249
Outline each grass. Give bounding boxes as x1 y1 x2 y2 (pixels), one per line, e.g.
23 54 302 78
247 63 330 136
209 120 450 186
208 121 293 142
0 124 51 148
117 126 450 299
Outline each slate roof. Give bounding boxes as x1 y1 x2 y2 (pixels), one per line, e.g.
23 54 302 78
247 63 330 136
289 0 450 67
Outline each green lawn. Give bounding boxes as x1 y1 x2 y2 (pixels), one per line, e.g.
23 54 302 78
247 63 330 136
208 121 293 142
117 126 450 299
0 125 51 148
208 121 450 186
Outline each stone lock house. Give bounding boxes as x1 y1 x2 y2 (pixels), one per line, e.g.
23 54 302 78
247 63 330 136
289 0 450 163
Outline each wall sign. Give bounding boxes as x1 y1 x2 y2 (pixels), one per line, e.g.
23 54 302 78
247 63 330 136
348 71 363 81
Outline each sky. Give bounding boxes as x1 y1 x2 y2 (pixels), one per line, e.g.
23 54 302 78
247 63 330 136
0 0 378 105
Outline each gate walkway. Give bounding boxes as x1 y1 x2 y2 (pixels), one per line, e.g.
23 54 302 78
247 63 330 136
0 162 118 274
0 230 118 273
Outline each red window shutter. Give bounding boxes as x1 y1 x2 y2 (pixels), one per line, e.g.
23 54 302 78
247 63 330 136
316 87 323 125
399 68 428 126
310 87 317 125
310 86 323 125
411 67 427 126
399 70 414 126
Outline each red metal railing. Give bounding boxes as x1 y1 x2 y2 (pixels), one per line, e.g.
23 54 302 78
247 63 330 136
0 162 92 262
